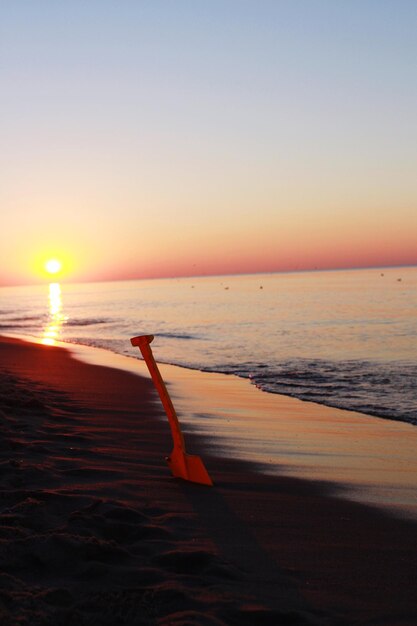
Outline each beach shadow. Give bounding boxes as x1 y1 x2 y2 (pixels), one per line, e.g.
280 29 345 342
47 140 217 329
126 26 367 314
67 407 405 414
180 475 333 626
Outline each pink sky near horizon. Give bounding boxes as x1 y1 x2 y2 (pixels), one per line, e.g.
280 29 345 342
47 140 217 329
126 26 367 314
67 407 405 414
1 2 416 287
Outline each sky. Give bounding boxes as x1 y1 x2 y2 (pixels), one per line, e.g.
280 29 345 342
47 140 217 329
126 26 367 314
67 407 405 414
1 0 416 285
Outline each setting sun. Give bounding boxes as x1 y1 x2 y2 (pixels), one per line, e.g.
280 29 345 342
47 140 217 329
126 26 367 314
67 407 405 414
30 250 74 283
45 259 62 275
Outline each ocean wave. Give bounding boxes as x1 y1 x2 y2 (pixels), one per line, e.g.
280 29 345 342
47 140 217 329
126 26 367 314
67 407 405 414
156 332 199 340
65 318 111 327
0 320 45 330
1 315 44 322
198 359 417 426
249 359 417 426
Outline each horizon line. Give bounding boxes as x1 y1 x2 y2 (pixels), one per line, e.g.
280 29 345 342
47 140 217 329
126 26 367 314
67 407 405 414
2 262 416 289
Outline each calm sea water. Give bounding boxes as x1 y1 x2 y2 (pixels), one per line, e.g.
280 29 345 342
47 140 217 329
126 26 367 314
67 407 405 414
1 267 416 425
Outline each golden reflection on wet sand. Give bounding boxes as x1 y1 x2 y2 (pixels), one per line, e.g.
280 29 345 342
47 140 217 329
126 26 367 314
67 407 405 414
157 363 417 520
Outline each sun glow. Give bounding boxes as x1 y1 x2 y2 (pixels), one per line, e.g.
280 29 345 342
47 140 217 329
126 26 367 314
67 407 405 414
45 259 62 275
31 250 74 283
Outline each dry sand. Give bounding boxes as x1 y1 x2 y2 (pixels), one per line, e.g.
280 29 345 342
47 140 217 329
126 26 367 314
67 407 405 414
0 336 416 625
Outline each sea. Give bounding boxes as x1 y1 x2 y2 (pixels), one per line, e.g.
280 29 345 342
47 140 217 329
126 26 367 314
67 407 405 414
0 266 416 426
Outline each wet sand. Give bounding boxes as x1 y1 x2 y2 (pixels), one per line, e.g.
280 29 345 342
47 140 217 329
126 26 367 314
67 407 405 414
1 335 417 625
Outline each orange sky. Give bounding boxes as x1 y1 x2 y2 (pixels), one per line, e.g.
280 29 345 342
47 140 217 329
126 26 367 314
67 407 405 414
1 2 416 286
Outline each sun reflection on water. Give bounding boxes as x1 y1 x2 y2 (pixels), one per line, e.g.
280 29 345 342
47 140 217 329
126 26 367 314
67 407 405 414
42 282 66 345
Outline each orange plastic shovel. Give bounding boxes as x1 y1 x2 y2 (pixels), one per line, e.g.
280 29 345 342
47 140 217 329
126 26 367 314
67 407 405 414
130 334 213 486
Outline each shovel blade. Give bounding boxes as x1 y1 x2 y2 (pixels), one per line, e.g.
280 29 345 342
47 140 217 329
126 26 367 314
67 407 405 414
167 449 213 486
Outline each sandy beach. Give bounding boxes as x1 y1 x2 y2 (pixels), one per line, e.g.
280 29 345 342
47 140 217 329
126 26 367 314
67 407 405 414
1 336 417 625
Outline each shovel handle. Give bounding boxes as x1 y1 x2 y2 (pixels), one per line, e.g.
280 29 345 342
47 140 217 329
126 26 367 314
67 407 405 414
130 335 186 451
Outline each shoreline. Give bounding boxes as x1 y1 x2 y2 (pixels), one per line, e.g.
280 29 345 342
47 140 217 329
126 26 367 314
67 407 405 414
1 335 417 624
10 331 417 520
5 328 416 429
